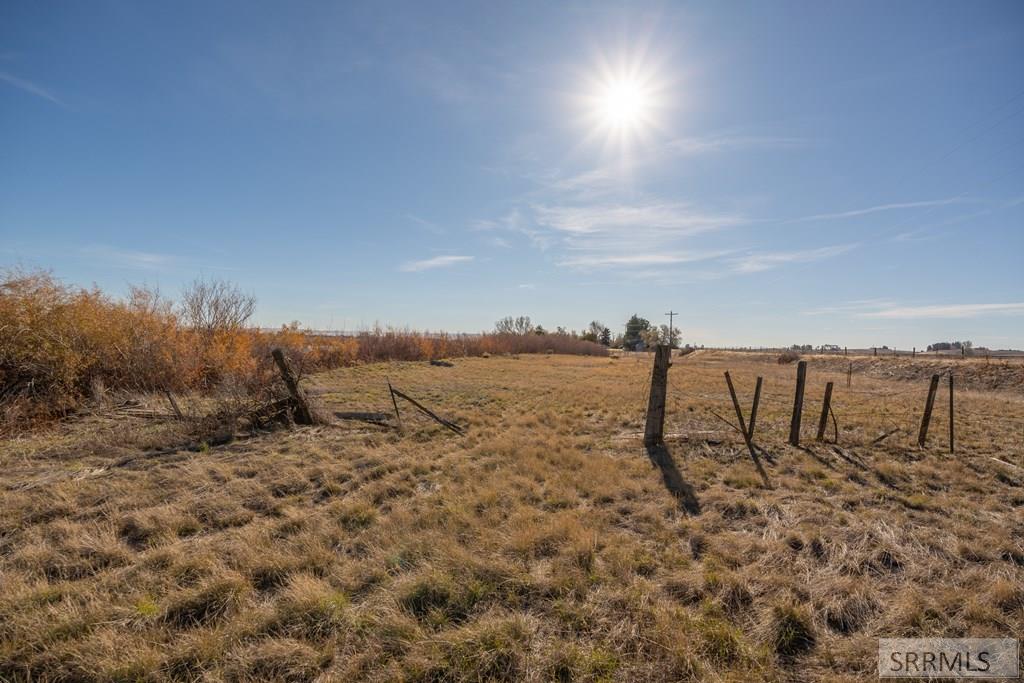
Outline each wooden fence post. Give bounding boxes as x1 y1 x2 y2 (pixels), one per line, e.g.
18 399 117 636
748 376 763 439
816 382 834 441
847 362 852 388
643 345 672 447
271 348 314 425
164 389 184 421
789 360 807 446
948 373 955 454
917 374 940 447
387 379 403 430
724 371 771 488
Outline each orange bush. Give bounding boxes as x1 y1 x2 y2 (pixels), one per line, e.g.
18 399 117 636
0 269 606 429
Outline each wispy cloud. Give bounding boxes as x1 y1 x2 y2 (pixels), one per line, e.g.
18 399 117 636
546 165 633 198
546 134 803 200
529 202 743 271
398 255 474 272
557 249 731 269
730 244 857 273
793 199 961 222
0 71 64 106
474 209 552 250
890 228 934 243
79 246 172 270
858 302 1024 319
668 134 805 156
406 213 446 235
803 298 897 316
534 202 739 236
485 236 512 248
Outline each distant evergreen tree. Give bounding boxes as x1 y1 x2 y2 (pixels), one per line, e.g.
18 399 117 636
599 326 612 346
623 314 651 351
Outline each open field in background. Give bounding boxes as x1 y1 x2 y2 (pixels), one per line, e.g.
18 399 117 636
1 351 1023 682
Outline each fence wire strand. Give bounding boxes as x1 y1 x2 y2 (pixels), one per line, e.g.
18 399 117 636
644 353 1023 449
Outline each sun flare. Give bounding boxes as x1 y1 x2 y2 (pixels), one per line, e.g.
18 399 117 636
595 77 653 131
578 55 668 155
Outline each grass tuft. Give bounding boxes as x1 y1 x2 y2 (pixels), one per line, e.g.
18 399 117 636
225 638 325 683
768 602 817 658
162 575 249 628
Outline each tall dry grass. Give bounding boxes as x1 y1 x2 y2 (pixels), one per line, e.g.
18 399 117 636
0 269 605 429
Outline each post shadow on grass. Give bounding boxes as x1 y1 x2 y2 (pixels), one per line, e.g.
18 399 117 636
794 444 836 471
794 442 870 473
645 443 701 515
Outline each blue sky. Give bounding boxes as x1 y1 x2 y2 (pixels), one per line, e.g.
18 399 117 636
2 1 1023 348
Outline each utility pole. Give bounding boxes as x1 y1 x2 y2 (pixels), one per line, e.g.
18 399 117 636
665 310 678 348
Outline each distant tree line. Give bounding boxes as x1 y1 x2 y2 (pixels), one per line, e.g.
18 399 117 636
927 341 973 352
495 313 682 351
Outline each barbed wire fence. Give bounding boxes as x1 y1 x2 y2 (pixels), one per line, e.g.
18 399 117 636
632 347 1024 456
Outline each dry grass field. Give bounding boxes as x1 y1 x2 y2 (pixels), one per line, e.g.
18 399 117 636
1 351 1022 682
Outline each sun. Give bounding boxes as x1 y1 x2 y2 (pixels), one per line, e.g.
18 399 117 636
594 77 654 131
576 55 668 156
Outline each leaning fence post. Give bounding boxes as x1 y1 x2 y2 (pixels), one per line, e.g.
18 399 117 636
948 373 955 454
724 371 771 488
816 381 834 441
164 389 184 421
748 376 763 439
271 348 314 425
789 360 807 446
917 374 940 447
643 345 672 447
387 379 403 430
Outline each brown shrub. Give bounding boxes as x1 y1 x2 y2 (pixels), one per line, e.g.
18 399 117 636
0 269 605 431
777 350 801 364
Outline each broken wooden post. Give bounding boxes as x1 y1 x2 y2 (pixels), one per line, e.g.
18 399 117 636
948 373 955 454
390 387 463 435
789 360 807 446
387 379 403 430
748 376 763 439
643 345 671 447
164 389 184 421
816 381 834 441
724 371 771 488
271 348 314 425
917 373 941 447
